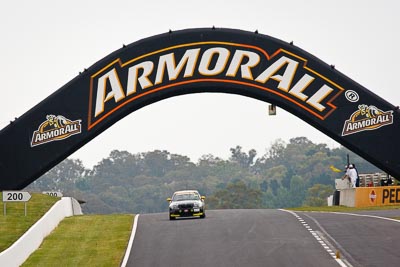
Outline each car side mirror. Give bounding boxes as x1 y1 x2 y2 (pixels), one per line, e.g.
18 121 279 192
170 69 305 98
167 198 172 202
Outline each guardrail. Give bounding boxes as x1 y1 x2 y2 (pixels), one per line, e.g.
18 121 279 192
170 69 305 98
358 173 396 187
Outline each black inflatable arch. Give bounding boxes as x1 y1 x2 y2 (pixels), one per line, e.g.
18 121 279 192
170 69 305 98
1 28 399 189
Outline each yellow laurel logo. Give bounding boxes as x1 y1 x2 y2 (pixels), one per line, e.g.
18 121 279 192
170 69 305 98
31 115 82 147
342 104 393 136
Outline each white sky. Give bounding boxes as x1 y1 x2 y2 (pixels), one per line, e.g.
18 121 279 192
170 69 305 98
1 0 399 168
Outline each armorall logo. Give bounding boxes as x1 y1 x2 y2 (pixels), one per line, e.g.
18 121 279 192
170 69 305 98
342 104 393 136
88 42 345 130
31 115 82 147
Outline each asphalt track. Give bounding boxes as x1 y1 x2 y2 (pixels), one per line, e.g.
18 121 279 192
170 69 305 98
297 210 400 267
126 209 341 267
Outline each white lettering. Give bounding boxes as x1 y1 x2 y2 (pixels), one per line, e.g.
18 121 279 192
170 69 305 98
155 48 201 84
306 85 334 112
226 50 260 80
255 56 298 91
127 61 154 95
288 74 315 101
91 46 343 121
198 47 230 76
95 69 125 117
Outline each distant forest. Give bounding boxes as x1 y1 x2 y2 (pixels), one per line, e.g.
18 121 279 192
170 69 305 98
25 137 382 214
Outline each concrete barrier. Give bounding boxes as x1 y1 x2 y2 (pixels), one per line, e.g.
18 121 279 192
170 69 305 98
339 189 356 207
337 186 400 208
0 197 82 266
355 186 400 207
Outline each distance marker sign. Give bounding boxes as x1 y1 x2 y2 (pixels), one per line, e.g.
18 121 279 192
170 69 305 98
42 191 63 198
2 191 32 202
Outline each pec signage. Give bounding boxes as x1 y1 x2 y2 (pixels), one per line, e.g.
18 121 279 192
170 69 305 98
355 186 400 207
382 188 400 204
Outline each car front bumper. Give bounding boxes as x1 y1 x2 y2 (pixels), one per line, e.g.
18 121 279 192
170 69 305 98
169 208 204 218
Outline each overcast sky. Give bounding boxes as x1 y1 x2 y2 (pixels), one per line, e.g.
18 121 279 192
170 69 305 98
1 0 399 168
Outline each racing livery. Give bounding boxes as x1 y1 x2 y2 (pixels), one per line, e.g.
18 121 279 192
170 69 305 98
167 190 206 220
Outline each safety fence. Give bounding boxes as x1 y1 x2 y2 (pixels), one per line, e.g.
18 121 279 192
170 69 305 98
358 173 396 187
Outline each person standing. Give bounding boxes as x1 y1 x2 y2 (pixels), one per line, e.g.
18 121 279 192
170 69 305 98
353 163 360 187
342 164 358 188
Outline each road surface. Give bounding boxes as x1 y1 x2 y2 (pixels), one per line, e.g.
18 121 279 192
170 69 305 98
126 209 340 267
125 209 400 266
297 210 400 267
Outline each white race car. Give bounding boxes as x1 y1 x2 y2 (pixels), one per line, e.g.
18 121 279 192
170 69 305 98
167 190 206 220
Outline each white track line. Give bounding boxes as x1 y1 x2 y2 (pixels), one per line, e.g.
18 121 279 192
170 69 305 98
279 209 348 267
121 214 140 267
329 212 400 223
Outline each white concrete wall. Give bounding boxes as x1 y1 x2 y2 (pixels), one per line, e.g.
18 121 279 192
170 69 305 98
0 197 82 267
327 195 333 206
335 179 351 190
339 189 356 207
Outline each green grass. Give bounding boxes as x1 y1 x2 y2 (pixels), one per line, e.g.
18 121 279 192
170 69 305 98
0 193 59 251
22 214 134 267
2 197 398 265
289 205 400 212
1 192 134 266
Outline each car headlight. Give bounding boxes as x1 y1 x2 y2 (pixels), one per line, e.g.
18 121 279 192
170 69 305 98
170 204 178 209
194 202 203 208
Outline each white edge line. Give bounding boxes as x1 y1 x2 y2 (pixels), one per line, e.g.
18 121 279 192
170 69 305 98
322 210 400 266
278 209 348 267
336 258 347 267
330 212 400 223
121 214 140 267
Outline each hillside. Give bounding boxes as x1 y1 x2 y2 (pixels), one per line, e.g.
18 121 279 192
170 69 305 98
24 137 383 214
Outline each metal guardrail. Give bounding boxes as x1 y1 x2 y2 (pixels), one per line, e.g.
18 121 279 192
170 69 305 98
358 173 396 187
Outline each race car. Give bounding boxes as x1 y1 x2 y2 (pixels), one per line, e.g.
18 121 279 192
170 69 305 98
167 190 206 220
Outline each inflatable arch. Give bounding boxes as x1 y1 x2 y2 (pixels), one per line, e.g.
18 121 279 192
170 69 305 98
0 28 399 189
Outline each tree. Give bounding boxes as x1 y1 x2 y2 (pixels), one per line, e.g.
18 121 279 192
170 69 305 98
269 179 280 196
303 184 334 207
142 150 172 177
288 175 306 207
198 154 223 167
23 137 384 214
260 180 268 192
267 139 286 161
170 154 194 168
289 136 312 146
229 146 257 169
207 181 262 209
27 158 87 191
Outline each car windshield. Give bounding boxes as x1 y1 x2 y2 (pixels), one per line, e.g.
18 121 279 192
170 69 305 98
172 193 200 201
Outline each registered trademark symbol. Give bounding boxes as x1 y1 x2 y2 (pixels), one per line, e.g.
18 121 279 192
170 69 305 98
345 90 359 102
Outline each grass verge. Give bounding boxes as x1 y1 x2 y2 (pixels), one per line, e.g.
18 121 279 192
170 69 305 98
0 193 59 252
22 214 134 267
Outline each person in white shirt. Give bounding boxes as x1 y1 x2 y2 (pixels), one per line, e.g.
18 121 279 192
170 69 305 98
342 164 358 188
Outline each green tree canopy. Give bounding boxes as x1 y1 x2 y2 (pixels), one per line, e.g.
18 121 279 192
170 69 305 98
303 184 334 207
207 181 262 209
25 137 382 214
